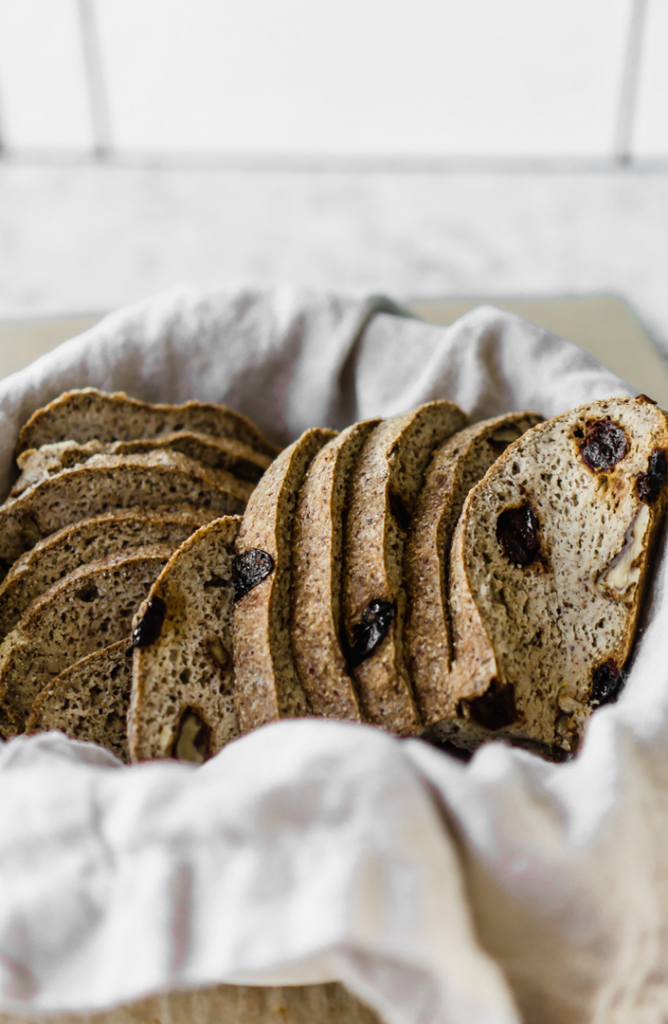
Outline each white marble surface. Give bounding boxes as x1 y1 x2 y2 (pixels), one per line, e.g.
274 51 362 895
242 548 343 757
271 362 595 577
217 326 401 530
1 163 668 356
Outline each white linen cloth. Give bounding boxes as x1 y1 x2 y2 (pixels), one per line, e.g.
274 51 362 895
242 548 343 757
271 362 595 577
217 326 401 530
0 286 663 1024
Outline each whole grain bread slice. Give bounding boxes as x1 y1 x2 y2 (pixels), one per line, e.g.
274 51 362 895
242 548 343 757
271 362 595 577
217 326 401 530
342 400 468 736
404 412 542 728
11 434 264 501
0 509 209 641
291 421 380 721
0 546 172 734
233 428 336 733
0 451 245 569
17 387 279 457
27 640 132 762
128 516 241 763
446 396 668 757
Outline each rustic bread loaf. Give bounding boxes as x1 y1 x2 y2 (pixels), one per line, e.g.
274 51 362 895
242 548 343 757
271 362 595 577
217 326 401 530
0 546 172 734
291 421 379 721
27 640 131 762
233 428 336 732
342 401 468 736
17 387 279 457
0 451 245 569
0 510 209 641
445 396 668 757
11 434 262 501
128 516 240 763
404 412 542 728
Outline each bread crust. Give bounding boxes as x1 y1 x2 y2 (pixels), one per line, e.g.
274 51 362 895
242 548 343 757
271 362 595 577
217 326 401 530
342 400 468 735
0 451 245 568
0 546 172 734
0 510 210 641
446 397 668 755
404 413 542 726
291 421 380 720
17 387 279 457
0 981 382 1024
27 640 131 762
233 428 336 732
128 516 241 763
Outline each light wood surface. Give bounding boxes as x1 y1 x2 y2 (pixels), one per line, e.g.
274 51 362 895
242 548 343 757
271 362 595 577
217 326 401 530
0 316 100 380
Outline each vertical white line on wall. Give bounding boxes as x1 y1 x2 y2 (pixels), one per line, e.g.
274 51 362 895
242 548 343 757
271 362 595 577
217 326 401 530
77 0 112 157
614 0 648 163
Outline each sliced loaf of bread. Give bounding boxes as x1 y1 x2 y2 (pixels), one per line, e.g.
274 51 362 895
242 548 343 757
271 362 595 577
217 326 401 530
128 516 240 763
0 451 245 569
342 401 468 735
17 387 279 457
11 435 261 501
27 640 131 762
446 396 668 757
0 509 209 641
233 428 336 732
0 546 172 733
404 412 542 728
291 421 380 721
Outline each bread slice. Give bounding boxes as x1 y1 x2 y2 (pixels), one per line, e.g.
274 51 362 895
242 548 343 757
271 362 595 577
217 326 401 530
17 387 279 457
342 401 468 736
445 396 668 757
0 451 245 570
27 641 131 762
404 412 542 728
0 510 209 641
233 428 336 732
11 434 264 501
0 982 382 1024
0 546 172 734
291 421 380 721
128 516 241 763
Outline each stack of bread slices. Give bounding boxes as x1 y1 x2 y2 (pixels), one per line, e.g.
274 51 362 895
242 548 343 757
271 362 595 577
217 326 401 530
0 388 666 764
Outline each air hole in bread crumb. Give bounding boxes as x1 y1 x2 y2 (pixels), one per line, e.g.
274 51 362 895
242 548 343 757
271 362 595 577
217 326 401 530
204 574 227 590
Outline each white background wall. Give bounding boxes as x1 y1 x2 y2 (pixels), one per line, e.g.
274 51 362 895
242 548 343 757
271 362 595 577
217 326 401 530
0 0 664 162
0 0 667 354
